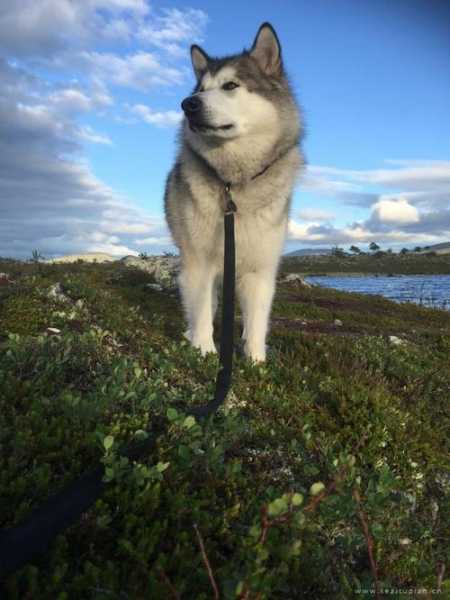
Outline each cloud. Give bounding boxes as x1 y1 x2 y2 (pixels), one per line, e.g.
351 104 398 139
292 160 450 248
297 207 336 222
49 87 114 113
372 196 419 225
0 1 150 58
0 59 172 259
77 125 113 145
137 8 209 57
78 50 185 90
0 3 210 258
130 103 182 127
288 202 450 248
305 161 450 198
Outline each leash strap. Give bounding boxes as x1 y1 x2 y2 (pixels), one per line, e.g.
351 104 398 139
189 184 237 417
0 187 237 578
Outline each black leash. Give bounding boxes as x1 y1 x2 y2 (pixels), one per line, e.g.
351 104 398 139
0 186 237 579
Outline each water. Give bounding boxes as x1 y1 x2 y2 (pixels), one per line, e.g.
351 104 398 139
304 274 450 311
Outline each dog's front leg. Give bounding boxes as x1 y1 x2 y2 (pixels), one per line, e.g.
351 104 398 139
179 261 218 355
238 269 276 363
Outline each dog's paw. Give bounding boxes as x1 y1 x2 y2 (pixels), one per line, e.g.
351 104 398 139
243 341 266 363
193 337 217 356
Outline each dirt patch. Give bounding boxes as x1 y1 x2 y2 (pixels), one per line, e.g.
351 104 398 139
271 316 363 337
279 288 388 314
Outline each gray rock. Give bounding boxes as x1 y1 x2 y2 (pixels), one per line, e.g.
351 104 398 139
279 272 311 287
389 335 406 346
334 319 343 327
121 255 180 290
47 282 71 303
146 283 164 292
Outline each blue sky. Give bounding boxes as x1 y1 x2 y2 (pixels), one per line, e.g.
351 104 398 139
1 0 449 258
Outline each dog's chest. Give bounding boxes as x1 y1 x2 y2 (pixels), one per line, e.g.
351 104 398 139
189 182 288 269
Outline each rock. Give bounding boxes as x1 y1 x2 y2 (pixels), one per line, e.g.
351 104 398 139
334 319 343 327
146 283 164 292
279 272 311 287
46 327 61 335
47 282 71 303
389 335 405 346
121 255 180 291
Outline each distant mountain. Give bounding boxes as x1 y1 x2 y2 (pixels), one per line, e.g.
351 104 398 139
46 252 118 263
284 248 332 257
418 242 450 254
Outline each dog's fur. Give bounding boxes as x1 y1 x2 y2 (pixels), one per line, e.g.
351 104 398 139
164 23 304 362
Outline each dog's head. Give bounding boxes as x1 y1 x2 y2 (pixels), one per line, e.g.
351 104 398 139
182 23 296 142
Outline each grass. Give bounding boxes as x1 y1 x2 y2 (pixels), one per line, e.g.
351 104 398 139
1 259 449 599
281 252 450 275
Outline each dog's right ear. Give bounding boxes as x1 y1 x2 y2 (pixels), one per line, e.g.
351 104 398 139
190 45 209 80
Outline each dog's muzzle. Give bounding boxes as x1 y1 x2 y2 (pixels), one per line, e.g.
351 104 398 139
181 95 202 116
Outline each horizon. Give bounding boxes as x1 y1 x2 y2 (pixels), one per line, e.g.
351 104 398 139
1 1 450 259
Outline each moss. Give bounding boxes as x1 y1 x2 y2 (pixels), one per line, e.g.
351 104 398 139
1 261 449 598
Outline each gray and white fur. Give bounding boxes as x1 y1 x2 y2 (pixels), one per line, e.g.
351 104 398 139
164 22 304 362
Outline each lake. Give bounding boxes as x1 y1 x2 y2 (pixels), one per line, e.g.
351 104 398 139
304 274 450 311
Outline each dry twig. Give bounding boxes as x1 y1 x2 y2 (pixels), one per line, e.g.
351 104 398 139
353 489 381 600
156 567 181 600
193 522 220 599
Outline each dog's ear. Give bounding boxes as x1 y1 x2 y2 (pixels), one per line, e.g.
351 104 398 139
250 23 282 76
191 45 209 80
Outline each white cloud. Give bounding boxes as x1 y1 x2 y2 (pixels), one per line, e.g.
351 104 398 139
0 1 150 57
298 207 335 222
79 50 185 90
136 236 173 245
372 196 419 225
0 2 209 258
131 103 182 127
0 60 172 259
49 87 113 113
77 125 112 145
137 8 208 57
306 161 450 195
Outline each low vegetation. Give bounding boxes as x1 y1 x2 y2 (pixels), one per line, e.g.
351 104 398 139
281 251 450 276
1 258 449 598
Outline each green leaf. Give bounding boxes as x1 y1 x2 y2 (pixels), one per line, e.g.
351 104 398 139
268 497 288 517
183 416 196 429
167 407 178 421
310 482 326 496
156 461 170 473
103 435 114 451
292 493 304 506
178 445 190 460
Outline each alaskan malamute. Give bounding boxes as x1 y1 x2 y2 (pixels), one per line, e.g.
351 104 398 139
165 23 304 362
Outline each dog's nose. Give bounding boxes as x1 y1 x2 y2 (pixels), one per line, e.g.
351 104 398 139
181 95 202 115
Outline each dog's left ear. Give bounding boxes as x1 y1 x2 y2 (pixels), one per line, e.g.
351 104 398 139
250 23 282 76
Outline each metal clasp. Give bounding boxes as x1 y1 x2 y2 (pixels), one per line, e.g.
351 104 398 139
224 183 237 214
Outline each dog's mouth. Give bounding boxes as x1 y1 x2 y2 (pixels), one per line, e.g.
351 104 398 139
189 121 234 133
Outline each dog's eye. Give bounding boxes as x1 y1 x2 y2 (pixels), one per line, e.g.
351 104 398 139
222 81 239 91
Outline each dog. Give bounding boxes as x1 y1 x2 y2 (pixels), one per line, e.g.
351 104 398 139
164 22 304 362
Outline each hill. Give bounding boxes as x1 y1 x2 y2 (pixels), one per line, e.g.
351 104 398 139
284 247 332 256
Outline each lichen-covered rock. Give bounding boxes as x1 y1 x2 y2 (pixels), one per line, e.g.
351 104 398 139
0 272 13 286
47 282 71 303
121 255 180 290
279 272 311 287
